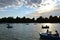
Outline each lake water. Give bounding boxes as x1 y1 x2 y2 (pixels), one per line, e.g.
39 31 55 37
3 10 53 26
0 23 60 40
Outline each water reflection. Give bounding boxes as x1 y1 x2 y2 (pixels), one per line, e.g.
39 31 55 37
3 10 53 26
40 23 56 34
0 23 60 40
39 23 60 40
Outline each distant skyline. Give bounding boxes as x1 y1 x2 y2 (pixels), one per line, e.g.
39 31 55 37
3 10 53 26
0 0 60 18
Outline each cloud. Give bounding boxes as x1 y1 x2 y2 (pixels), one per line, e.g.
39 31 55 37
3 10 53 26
0 0 59 9
0 0 23 9
57 0 60 5
24 0 42 8
0 0 42 9
27 6 60 18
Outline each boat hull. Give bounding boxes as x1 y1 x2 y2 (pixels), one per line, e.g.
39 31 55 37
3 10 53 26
40 34 60 40
7 26 13 28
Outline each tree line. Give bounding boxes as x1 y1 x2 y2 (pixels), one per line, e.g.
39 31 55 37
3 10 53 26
0 16 60 23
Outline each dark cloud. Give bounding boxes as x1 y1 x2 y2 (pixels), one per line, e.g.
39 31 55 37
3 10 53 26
0 0 59 9
0 0 42 9
0 0 23 9
24 0 42 7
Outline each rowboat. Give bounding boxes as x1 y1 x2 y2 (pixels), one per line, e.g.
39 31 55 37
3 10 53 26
39 30 60 40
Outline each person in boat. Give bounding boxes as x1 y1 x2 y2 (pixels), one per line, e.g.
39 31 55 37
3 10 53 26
46 25 47 27
46 29 52 36
46 25 49 27
55 30 59 36
7 24 13 28
46 29 49 34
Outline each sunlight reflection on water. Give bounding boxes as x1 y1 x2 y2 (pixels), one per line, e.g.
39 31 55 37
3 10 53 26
40 23 56 34
0 23 60 40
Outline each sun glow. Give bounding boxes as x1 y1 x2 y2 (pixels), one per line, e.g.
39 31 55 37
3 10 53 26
37 0 57 13
43 23 52 26
42 23 56 33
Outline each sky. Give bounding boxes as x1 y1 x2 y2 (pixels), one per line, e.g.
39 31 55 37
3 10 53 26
0 0 60 18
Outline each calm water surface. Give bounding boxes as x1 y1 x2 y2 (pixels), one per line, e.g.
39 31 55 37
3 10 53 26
0 23 60 40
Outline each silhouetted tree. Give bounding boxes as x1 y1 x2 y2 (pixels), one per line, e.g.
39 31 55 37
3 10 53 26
49 15 53 23
44 17 48 23
0 15 59 23
36 16 44 23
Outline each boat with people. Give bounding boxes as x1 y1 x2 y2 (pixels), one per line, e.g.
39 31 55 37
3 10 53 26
42 25 49 29
7 24 13 28
26 23 29 25
39 29 60 40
